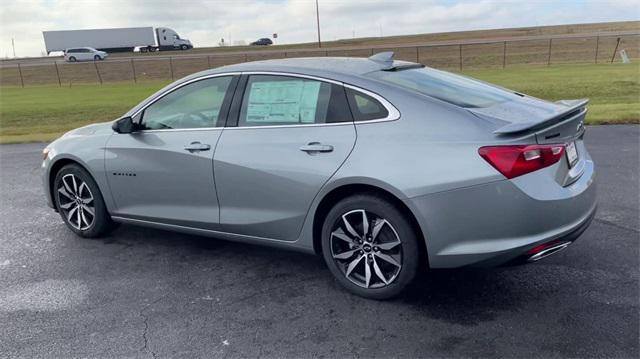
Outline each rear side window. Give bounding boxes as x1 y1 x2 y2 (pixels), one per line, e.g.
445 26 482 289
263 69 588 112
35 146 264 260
238 75 352 126
346 89 389 121
369 67 519 108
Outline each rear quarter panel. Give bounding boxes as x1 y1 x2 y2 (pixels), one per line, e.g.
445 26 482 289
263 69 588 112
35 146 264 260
334 87 507 198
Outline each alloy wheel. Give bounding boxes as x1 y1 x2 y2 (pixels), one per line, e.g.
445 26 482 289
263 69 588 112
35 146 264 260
57 174 95 230
330 209 402 289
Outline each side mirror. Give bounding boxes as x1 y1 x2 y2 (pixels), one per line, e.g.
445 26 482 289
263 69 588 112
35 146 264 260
112 116 141 134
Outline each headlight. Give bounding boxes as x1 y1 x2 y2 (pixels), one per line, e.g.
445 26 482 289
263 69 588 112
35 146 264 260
42 148 50 160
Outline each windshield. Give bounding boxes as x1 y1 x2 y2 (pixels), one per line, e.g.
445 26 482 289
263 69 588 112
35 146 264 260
369 67 520 108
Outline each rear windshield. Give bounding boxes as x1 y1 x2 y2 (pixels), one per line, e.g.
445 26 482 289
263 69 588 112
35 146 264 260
368 67 520 108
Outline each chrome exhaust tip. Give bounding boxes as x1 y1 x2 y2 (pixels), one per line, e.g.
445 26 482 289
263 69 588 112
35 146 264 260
527 241 572 262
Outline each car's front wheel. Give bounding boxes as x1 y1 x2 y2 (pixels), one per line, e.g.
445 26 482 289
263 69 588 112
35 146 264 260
68 56 76 62
321 194 421 299
54 164 115 238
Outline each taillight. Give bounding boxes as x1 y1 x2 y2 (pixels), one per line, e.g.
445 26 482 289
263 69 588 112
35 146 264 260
478 144 565 179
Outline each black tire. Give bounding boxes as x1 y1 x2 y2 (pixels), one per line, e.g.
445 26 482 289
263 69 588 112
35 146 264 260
321 194 421 300
94 55 101 61
69 56 76 62
180 44 188 50
53 164 115 238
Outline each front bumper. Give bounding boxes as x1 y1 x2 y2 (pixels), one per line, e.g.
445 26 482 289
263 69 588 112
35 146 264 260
42 158 55 209
405 158 596 268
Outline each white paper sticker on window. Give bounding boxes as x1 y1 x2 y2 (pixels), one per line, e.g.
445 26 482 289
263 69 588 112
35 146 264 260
246 80 321 123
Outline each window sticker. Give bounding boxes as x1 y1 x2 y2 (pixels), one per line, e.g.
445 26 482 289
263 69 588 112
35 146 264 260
246 80 321 123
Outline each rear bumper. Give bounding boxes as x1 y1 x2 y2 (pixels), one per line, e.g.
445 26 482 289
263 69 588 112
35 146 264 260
405 157 596 268
503 204 596 266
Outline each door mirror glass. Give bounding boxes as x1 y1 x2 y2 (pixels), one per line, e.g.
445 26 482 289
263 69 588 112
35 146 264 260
112 116 140 134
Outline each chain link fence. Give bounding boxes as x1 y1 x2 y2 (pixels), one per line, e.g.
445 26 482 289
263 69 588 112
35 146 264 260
1 33 638 88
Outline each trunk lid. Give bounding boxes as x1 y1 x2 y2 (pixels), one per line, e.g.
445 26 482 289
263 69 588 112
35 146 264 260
469 97 588 144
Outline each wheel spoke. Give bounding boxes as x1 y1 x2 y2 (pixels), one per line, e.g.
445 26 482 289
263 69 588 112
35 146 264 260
78 182 88 197
71 175 78 194
76 206 82 227
371 219 385 241
374 252 400 267
67 205 78 222
80 208 90 228
372 256 389 285
331 228 354 245
59 201 74 210
345 255 364 277
377 239 401 251
342 214 361 240
81 204 95 216
58 186 74 200
361 210 369 237
333 248 358 260
364 259 371 288
62 177 74 197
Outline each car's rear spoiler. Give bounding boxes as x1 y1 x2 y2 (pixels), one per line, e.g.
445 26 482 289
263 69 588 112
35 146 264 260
493 98 589 135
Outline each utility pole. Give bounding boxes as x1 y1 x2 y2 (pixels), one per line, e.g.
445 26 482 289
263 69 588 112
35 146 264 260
12 38 16 58
315 0 321 48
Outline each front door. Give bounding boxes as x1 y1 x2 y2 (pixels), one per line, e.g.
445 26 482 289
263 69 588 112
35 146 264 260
214 74 356 241
105 75 236 228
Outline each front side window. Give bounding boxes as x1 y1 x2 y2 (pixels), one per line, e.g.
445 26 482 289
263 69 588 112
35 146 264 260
238 75 351 126
141 76 232 130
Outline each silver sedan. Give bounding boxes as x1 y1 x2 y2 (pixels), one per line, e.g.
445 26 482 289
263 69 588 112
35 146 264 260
42 53 596 299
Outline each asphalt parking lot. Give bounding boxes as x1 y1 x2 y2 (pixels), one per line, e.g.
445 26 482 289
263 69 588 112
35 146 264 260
0 125 638 358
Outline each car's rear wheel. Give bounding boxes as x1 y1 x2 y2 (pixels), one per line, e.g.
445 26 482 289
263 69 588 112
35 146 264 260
321 194 420 299
54 164 115 238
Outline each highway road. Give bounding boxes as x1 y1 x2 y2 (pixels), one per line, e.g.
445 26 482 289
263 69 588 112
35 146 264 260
1 30 638 68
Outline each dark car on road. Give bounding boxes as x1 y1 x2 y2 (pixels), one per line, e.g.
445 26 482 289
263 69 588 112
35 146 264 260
251 38 273 46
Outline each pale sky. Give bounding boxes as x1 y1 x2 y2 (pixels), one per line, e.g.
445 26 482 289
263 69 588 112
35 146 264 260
1 0 638 58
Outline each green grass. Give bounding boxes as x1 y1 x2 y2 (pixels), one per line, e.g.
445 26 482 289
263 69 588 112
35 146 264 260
0 63 638 144
0 81 169 143
461 63 640 125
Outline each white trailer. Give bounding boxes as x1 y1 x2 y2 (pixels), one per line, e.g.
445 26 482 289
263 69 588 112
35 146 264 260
43 27 192 54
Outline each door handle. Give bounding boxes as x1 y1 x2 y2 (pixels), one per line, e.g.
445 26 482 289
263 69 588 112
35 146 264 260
184 141 211 152
299 142 334 153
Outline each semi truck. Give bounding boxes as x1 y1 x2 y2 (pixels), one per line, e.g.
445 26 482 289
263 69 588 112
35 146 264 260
43 27 193 54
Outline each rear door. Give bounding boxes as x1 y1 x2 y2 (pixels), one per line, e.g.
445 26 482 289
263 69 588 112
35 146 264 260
79 48 92 61
214 74 356 241
105 75 237 228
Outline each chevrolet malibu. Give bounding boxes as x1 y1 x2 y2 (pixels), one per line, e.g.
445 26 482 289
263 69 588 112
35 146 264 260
42 53 596 299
